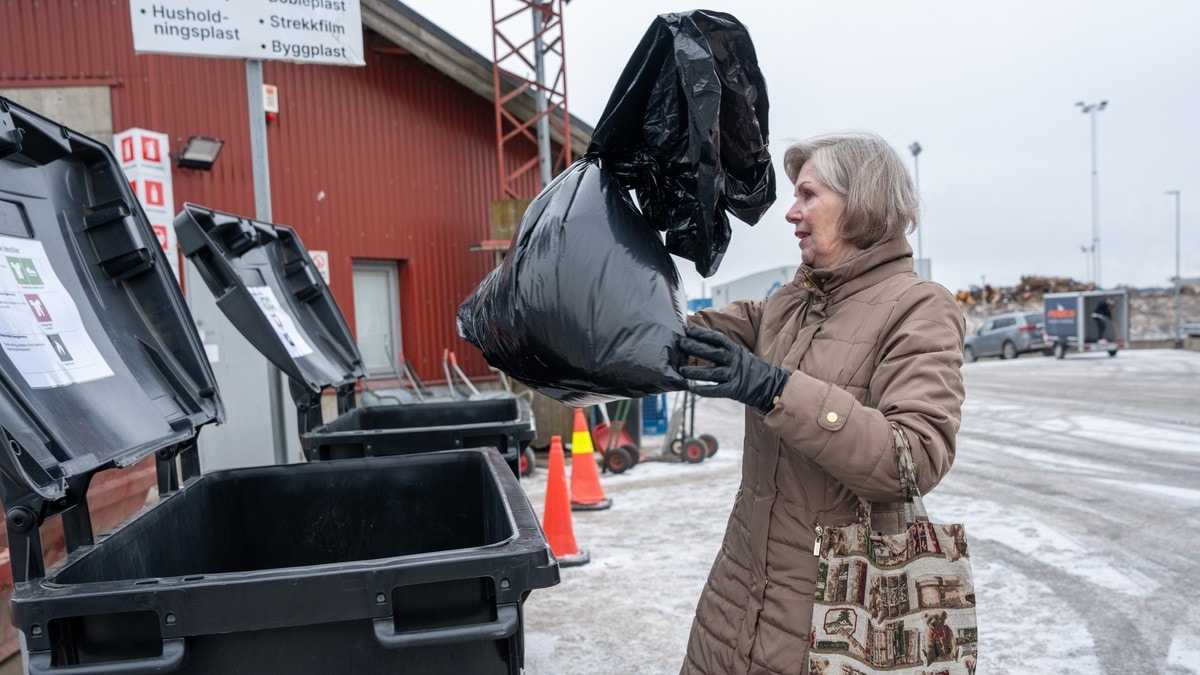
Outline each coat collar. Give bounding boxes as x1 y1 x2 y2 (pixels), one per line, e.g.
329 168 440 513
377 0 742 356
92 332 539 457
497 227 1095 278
794 236 915 299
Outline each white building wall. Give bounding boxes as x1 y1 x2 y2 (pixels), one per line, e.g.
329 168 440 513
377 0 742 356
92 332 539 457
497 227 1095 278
711 265 799 307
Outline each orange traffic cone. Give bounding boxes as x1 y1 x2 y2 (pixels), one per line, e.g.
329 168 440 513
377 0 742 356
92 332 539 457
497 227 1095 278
570 408 613 511
542 435 589 567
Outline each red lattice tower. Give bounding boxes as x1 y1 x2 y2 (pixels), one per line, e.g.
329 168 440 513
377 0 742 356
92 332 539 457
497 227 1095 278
491 0 573 200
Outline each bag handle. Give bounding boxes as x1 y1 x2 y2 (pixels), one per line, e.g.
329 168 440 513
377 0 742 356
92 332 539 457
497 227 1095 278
891 422 929 526
853 422 929 527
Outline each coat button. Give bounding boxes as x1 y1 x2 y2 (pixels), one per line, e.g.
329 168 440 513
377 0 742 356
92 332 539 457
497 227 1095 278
826 411 839 423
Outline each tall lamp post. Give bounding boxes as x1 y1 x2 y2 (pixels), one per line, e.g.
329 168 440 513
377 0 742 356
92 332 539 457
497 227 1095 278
1076 100 1107 286
1167 190 1182 346
908 142 924 276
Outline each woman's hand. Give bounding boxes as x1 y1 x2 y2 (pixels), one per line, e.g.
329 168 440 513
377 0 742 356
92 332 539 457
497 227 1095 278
676 326 790 413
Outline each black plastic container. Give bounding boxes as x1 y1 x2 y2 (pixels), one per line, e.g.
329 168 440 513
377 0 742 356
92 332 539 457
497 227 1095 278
0 98 558 674
31 451 554 673
308 397 532 463
173 203 535 475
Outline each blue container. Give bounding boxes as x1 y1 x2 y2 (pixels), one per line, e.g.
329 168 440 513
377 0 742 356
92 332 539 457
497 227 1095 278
642 394 670 435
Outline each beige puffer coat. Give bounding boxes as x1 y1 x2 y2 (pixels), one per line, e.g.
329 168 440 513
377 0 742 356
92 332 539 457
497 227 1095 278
680 236 966 674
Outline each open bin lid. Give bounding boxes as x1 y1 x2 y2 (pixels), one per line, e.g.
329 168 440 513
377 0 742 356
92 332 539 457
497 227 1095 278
174 203 365 397
0 98 223 502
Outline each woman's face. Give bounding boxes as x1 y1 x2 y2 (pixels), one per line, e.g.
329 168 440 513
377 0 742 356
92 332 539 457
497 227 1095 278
786 162 854 269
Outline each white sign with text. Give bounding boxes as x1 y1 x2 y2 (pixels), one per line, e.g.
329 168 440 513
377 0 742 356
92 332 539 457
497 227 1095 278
129 0 364 66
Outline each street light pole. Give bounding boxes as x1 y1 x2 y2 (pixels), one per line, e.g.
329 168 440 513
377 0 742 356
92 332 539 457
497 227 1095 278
908 142 923 265
1167 190 1182 346
1076 100 1107 287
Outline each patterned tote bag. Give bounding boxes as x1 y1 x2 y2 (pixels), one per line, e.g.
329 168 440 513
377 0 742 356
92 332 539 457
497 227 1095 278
808 424 977 675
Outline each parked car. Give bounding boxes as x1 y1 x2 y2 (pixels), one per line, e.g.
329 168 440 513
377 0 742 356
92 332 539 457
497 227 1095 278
964 311 1050 362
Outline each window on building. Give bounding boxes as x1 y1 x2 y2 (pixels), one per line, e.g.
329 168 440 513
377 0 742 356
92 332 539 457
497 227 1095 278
352 260 402 376
0 86 114 149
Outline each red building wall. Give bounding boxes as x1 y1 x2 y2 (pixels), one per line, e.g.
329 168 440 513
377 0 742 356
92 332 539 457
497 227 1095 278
1 7 553 663
1 0 541 381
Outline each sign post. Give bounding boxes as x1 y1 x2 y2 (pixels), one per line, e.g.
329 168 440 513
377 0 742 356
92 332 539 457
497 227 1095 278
245 58 289 466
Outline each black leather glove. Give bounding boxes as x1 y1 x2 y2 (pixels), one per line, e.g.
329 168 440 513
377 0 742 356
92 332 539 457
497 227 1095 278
676 326 790 413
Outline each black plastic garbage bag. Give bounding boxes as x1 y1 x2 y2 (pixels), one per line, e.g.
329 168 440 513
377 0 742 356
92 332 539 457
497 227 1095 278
588 9 775 277
458 10 770 403
457 158 686 405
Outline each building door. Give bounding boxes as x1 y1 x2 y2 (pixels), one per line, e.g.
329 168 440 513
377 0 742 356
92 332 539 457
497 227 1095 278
353 261 401 376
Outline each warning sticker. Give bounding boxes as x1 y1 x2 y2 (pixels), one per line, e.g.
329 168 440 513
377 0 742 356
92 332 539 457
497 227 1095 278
247 286 313 359
0 236 115 388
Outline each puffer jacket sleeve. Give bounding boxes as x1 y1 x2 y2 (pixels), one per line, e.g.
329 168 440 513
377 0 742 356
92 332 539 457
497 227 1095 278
764 282 966 501
689 300 764 350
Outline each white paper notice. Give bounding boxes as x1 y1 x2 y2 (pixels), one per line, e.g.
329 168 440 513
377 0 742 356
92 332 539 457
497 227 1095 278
0 236 115 388
247 286 314 358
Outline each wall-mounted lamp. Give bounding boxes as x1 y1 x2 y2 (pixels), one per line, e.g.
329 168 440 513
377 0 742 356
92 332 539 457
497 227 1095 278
175 136 224 170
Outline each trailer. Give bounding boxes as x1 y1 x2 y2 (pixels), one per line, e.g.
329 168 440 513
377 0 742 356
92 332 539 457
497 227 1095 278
1043 289 1130 358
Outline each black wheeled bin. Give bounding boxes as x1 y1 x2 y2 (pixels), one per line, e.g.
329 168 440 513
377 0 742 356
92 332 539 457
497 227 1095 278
0 97 558 674
173 203 535 476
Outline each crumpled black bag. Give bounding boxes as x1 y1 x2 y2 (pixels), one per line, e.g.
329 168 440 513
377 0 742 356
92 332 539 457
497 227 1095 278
589 9 775 277
457 10 772 404
457 158 686 406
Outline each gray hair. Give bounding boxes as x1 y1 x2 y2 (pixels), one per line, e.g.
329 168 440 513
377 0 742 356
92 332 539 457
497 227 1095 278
782 133 918 249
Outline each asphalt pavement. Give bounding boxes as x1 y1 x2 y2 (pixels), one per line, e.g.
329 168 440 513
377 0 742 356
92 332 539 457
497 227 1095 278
520 349 1200 675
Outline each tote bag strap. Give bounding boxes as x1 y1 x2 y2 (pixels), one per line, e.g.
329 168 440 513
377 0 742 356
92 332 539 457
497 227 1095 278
889 421 929 526
851 423 930 527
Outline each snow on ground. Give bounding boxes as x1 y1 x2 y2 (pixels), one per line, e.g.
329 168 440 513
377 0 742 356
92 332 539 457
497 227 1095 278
1169 608 1200 673
519 349 1200 674
964 555 1102 674
521 396 746 675
931 491 1159 597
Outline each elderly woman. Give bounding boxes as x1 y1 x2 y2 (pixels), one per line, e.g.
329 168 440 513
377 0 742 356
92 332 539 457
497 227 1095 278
676 132 966 674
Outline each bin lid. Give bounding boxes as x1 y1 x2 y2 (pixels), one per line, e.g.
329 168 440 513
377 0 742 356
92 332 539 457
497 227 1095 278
174 203 365 398
0 99 223 501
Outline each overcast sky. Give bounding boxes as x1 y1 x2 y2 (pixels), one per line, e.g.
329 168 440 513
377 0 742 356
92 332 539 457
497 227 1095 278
402 0 1198 299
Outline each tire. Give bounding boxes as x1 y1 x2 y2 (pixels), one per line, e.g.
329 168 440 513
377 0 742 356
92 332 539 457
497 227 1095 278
519 446 537 477
682 438 707 464
619 443 641 467
1054 341 1066 359
604 446 633 474
1001 341 1018 360
669 438 684 455
963 346 977 363
698 433 719 458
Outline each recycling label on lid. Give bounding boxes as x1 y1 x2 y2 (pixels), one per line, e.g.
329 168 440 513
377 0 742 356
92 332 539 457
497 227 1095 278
247 285 314 359
0 236 114 388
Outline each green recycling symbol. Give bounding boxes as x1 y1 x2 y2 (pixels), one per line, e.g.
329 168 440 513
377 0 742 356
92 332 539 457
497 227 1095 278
7 257 43 286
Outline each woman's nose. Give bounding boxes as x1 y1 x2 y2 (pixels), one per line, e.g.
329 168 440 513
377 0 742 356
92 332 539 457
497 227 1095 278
785 200 802 223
